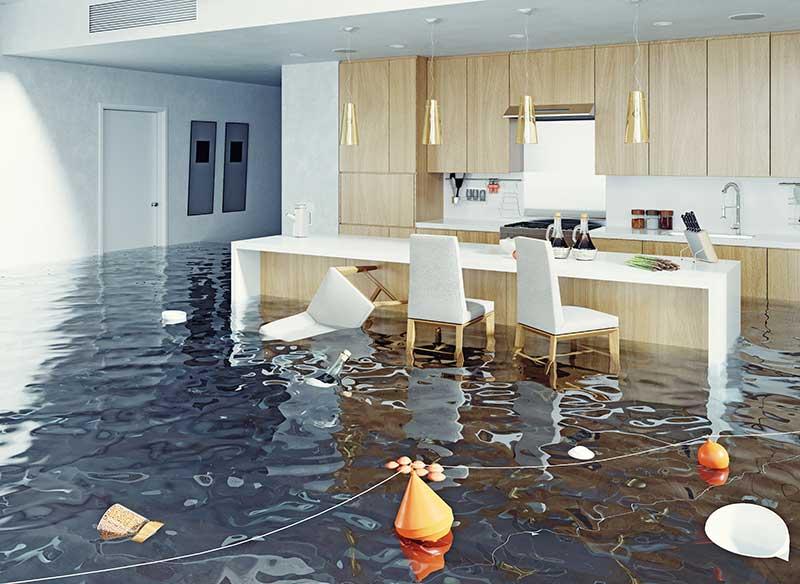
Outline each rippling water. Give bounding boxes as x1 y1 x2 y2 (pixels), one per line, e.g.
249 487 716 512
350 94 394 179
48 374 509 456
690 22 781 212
0 243 797 583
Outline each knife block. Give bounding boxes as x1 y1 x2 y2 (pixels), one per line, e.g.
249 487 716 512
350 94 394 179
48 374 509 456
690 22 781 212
684 230 718 263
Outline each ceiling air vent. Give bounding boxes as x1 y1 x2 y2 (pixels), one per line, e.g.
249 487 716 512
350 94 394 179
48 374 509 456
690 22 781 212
89 0 197 33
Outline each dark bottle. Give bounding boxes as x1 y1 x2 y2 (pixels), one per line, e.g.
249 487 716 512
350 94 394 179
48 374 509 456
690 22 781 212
571 213 598 261
545 212 571 259
306 350 351 387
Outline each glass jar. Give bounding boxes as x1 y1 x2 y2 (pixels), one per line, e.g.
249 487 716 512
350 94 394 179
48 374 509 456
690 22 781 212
645 209 660 230
631 209 645 229
659 210 674 231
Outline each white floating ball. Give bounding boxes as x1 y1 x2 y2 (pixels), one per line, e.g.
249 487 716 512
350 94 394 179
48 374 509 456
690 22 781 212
161 310 187 325
705 503 790 561
568 445 595 461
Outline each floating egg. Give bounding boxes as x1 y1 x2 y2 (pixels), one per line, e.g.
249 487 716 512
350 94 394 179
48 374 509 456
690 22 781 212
411 460 426 469
427 463 444 473
399 465 412 474
568 445 595 461
385 461 400 470
428 472 446 482
397 456 412 466
415 468 429 477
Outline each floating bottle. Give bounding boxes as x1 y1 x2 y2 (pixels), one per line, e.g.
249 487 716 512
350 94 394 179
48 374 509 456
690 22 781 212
572 213 598 261
545 212 571 259
306 350 351 388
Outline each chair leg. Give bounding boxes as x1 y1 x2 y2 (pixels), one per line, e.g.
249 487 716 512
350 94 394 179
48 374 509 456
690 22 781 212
513 324 525 355
454 325 465 367
545 335 558 374
406 319 416 367
608 328 620 374
485 312 496 352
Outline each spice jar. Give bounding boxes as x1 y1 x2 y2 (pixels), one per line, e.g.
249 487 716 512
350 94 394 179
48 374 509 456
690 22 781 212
631 209 645 229
659 210 674 231
645 209 660 230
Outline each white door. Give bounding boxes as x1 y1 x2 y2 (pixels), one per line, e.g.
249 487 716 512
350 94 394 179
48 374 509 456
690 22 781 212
101 108 162 252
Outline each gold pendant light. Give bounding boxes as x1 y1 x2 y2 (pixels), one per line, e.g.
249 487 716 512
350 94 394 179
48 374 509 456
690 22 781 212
516 8 537 144
340 26 359 146
422 18 442 145
624 0 649 144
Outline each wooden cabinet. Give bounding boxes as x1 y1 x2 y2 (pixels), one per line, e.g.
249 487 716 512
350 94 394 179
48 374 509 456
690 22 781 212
594 238 643 254
708 35 770 177
340 173 415 227
467 54 512 173
595 44 649 176
427 57 467 173
339 60 389 173
416 228 458 237
458 230 500 244
649 40 707 176
642 241 683 257
509 47 594 105
389 58 424 173
340 224 389 237
767 249 800 303
771 33 800 177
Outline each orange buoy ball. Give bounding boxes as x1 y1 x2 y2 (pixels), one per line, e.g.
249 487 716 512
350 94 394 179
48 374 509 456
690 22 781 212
398 456 412 466
427 463 444 473
411 460 426 469
385 461 400 470
698 439 729 470
414 468 429 477
399 465 412 474
698 465 730 487
428 472 446 482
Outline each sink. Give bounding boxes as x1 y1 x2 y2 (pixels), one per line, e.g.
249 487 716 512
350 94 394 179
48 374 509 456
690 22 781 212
668 232 754 240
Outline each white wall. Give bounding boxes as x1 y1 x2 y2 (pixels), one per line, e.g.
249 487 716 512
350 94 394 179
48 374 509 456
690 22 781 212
0 54 281 269
281 62 340 236
605 176 800 235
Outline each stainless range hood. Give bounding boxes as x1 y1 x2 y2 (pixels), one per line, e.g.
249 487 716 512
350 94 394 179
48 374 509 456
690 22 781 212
503 103 594 121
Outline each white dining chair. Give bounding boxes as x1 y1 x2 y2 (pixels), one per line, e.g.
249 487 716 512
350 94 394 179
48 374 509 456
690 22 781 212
406 234 495 366
513 237 620 379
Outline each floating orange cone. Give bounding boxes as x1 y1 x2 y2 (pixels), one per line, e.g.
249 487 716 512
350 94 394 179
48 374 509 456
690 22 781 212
395 472 453 542
398 531 453 581
698 439 729 470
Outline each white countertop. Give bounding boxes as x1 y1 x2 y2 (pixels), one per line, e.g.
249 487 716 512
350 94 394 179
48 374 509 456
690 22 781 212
233 234 739 291
415 218 522 232
591 226 800 250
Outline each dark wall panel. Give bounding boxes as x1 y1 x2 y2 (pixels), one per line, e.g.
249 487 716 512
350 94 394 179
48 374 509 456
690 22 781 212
187 121 217 216
222 122 250 213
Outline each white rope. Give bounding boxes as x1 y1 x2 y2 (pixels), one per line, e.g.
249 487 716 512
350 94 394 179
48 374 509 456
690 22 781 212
443 430 800 471
1 473 401 584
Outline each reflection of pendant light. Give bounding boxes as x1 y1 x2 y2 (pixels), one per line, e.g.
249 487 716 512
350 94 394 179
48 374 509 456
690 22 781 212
422 17 442 145
516 8 537 144
340 26 359 146
624 0 649 144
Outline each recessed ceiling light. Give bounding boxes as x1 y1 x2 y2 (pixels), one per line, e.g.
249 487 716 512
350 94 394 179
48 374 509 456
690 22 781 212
517 8 533 16
508 33 525 39
652 20 672 27
332 48 358 54
388 43 406 49
729 12 765 21
289 52 305 58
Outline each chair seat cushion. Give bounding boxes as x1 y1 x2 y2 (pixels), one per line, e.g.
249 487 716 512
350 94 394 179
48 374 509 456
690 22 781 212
465 298 494 322
555 306 618 335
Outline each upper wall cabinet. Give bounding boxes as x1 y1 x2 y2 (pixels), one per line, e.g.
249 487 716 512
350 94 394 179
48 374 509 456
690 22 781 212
428 57 467 173
340 60 390 173
649 40 707 176
389 57 426 174
467 54 512 173
595 44 649 176
771 32 800 177
708 35 770 177
509 47 594 106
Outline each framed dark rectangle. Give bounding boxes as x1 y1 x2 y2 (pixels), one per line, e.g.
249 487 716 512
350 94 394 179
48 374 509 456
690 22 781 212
188 121 217 216
222 123 249 213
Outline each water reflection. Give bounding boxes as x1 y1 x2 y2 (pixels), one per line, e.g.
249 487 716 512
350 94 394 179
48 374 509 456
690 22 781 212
0 243 797 584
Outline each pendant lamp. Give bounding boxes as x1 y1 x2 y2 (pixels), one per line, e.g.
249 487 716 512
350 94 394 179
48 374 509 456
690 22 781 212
340 26 359 146
422 18 442 145
624 0 649 144
516 8 537 144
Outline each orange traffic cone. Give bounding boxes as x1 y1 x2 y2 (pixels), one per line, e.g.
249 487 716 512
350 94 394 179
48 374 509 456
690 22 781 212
395 472 453 542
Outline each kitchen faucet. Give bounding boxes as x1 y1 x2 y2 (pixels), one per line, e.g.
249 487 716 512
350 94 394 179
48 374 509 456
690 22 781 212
721 182 742 235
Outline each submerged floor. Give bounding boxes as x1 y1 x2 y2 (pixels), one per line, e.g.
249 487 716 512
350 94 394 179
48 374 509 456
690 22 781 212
0 243 797 583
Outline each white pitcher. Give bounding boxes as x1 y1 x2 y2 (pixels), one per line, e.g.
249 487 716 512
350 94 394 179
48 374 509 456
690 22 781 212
286 203 312 238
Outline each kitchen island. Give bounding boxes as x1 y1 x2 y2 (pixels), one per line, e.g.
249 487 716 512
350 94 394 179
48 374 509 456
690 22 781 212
232 235 741 369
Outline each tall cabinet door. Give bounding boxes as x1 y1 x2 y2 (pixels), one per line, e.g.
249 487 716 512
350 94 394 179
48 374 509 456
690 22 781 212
340 60 390 173
427 57 467 173
509 47 594 106
595 44 649 176
771 32 800 177
708 35 769 177
649 40 707 176
389 58 421 173
467 54 510 173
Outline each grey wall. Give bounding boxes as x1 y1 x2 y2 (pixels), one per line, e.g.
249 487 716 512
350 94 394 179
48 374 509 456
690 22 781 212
281 62 339 236
0 54 281 269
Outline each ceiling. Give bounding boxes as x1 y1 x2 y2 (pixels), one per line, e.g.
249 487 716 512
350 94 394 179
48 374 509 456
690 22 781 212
10 0 800 85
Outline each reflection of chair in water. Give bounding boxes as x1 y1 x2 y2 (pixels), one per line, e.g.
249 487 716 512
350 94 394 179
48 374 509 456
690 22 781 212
259 266 404 342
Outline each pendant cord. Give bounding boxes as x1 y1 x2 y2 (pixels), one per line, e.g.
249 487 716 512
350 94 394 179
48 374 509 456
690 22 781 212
346 29 354 104
524 13 530 90
428 22 435 100
633 1 641 91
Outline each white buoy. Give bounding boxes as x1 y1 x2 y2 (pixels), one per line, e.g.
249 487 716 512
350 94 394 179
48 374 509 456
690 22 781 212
705 503 790 561
568 445 595 461
161 310 187 325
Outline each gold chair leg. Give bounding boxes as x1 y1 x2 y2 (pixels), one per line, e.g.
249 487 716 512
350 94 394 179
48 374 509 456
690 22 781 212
545 335 558 374
485 312 496 352
454 324 465 367
608 328 620 374
513 324 525 355
406 319 416 367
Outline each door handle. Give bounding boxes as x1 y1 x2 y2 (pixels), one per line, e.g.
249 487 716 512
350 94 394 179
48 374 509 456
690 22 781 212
151 202 159 207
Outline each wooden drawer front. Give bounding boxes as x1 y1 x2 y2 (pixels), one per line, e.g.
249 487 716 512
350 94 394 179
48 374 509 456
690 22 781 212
595 238 644 254
458 230 500 244
768 249 800 303
642 241 685 257
415 228 458 237
340 173 415 227
339 224 390 237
